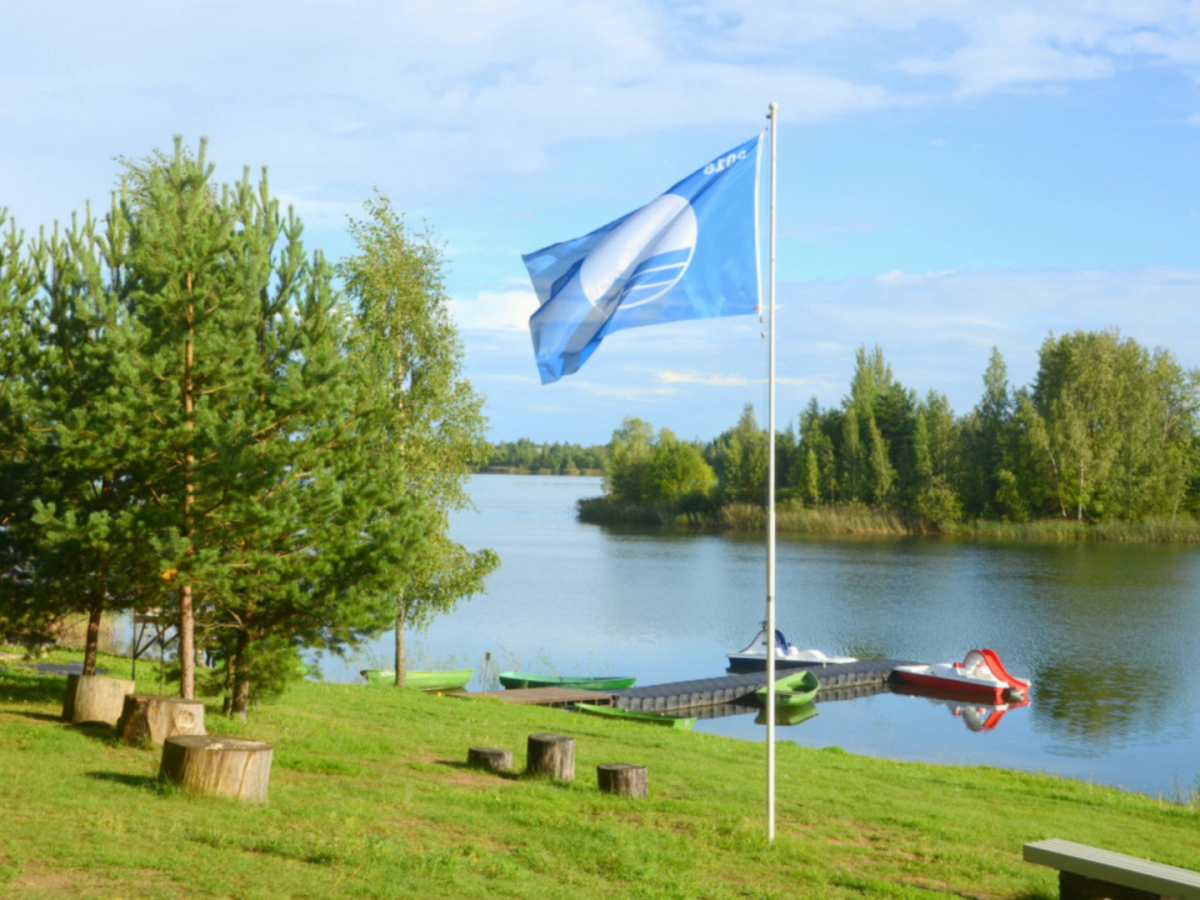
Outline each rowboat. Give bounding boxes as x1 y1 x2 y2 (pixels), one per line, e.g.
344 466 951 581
497 671 636 691
755 702 818 728
360 669 472 691
726 628 856 671
891 649 1030 704
574 703 695 730
755 669 820 708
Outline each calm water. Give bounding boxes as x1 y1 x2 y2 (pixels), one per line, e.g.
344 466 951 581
329 475 1200 800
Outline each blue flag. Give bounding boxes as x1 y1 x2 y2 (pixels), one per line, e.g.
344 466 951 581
523 135 762 384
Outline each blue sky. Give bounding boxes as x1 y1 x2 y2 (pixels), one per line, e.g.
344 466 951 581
4 1 1200 444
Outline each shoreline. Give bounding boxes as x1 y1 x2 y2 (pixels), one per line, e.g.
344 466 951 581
577 496 1200 543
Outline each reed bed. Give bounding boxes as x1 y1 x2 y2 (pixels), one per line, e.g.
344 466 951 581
579 495 1200 543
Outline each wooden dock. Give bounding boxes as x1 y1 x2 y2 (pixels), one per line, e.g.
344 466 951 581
458 658 919 713
611 659 917 713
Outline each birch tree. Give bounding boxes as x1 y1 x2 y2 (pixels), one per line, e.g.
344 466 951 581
339 195 496 689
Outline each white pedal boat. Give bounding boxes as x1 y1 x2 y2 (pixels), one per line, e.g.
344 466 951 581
891 648 1030 704
726 628 857 671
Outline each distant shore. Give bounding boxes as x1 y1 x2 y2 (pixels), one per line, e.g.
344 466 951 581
577 496 1200 543
472 465 603 477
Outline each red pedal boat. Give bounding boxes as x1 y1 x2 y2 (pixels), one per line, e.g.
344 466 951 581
891 649 1030 704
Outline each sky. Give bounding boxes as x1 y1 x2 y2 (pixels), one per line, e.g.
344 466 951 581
3 1 1200 445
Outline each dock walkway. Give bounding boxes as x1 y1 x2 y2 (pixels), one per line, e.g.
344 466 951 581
611 659 917 713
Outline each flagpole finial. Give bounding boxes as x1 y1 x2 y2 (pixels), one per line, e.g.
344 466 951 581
769 101 778 114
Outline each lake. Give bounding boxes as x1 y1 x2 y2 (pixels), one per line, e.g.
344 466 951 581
330 474 1200 801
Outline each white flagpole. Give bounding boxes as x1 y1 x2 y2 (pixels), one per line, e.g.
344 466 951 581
766 100 778 843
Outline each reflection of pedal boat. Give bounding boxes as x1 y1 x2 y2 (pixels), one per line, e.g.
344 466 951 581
891 649 1030 704
727 628 857 671
892 682 1029 732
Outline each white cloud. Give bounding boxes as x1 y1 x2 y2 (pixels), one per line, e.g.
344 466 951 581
449 289 539 331
656 371 753 387
5 0 1199 228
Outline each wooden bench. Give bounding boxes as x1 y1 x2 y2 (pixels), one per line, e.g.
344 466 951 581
1024 839 1200 900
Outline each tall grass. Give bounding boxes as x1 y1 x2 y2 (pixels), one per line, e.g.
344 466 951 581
579 494 1200 543
967 515 1200 543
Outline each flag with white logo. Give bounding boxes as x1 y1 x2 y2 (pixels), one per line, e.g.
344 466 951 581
523 135 762 384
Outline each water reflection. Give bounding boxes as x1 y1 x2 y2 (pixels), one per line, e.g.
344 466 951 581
1031 662 1173 749
890 684 1028 733
755 703 818 728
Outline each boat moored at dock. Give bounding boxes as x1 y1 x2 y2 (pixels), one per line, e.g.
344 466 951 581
891 649 1029 704
726 628 857 671
754 669 820 708
574 702 695 729
498 672 636 691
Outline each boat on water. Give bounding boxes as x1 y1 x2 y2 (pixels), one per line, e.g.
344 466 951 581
497 671 636 691
754 702 818 728
360 669 472 691
574 703 695 730
754 669 820 708
891 649 1030 704
726 628 857 671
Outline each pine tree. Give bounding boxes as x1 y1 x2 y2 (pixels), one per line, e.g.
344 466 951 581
0 205 153 671
113 142 432 715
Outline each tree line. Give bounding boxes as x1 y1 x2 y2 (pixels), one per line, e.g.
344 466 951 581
593 335 1200 528
481 438 606 474
0 139 495 717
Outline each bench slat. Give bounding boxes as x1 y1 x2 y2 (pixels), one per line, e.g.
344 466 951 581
1024 839 1200 899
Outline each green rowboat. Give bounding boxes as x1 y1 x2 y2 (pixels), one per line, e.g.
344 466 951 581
497 671 636 691
360 669 472 691
574 703 695 730
755 669 820 708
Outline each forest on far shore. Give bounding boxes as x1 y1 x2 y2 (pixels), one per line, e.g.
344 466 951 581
490 329 1200 537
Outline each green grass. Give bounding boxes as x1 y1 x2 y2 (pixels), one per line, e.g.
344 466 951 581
2 647 1198 899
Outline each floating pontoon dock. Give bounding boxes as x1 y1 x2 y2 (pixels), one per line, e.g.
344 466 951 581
610 659 918 713
462 659 919 711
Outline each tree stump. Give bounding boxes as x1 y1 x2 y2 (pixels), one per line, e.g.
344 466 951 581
525 733 575 781
117 694 206 746
467 747 513 773
597 763 648 798
159 735 273 802
62 674 136 727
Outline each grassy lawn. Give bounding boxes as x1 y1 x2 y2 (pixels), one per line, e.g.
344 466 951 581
2 647 1197 899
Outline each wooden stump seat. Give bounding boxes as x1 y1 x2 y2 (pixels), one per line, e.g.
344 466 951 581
467 747 513 773
117 694 206 746
62 674 135 727
597 763 648 798
159 735 273 803
525 733 575 781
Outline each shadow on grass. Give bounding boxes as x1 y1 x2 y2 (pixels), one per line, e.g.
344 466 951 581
437 758 522 780
70 722 121 744
0 668 68 705
14 710 63 723
85 771 161 791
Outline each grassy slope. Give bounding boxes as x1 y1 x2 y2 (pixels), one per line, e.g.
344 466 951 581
2 650 1198 900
